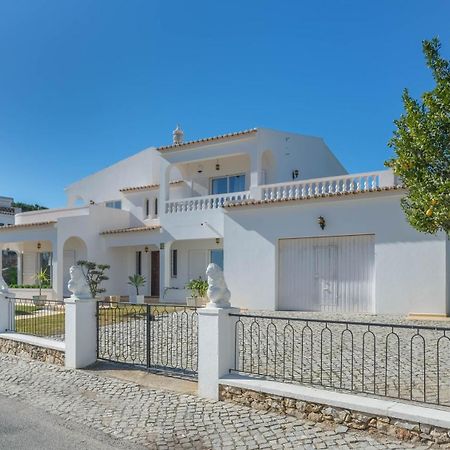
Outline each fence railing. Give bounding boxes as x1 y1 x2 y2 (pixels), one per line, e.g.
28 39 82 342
165 191 250 213
230 313 450 407
6 297 65 341
97 301 199 377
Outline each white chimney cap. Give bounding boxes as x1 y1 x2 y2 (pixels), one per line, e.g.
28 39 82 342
173 124 184 145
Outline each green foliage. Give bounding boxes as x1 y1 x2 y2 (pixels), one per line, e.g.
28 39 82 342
77 260 110 298
11 201 47 212
186 277 208 299
127 274 146 295
35 268 50 296
9 284 51 289
386 37 450 235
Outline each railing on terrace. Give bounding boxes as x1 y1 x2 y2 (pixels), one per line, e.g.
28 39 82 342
97 301 199 377
6 297 65 341
261 171 396 201
165 191 250 214
230 313 450 407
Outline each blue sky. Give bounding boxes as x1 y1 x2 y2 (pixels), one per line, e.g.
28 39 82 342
0 0 449 208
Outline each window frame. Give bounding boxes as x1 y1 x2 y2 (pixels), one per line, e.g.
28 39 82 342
171 249 178 278
209 173 246 195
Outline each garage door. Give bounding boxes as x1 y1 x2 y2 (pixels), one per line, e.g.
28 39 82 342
278 235 374 313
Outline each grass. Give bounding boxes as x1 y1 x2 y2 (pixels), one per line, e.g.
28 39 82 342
14 305 43 316
15 313 65 337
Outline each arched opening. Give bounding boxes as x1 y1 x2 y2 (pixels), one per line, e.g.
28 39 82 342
63 237 87 297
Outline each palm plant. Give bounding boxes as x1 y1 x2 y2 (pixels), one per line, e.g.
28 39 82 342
128 274 146 295
35 268 49 296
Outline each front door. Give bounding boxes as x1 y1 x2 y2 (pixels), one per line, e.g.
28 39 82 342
150 251 160 297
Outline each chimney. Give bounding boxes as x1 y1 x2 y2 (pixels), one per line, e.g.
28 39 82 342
173 124 184 145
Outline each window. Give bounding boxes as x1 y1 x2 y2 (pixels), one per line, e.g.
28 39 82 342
105 200 122 209
210 174 245 195
135 251 142 275
171 249 178 278
145 199 150 217
210 249 224 270
154 197 158 216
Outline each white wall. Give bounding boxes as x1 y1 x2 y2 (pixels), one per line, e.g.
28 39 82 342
224 192 448 315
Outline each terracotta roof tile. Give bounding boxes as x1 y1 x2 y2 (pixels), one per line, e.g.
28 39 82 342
100 225 161 235
0 221 56 231
119 180 184 193
156 128 258 152
225 185 406 208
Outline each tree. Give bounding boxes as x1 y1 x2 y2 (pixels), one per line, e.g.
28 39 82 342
77 260 110 298
12 201 47 212
385 37 450 235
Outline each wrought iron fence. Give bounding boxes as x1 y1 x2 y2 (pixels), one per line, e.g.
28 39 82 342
96 301 199 377
6 297 65 341
230 313 450 407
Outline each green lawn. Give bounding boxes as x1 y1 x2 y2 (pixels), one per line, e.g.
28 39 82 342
14 305 43 316
16 313 65 337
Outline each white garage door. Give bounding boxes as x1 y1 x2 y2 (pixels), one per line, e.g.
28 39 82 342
278 235 374 313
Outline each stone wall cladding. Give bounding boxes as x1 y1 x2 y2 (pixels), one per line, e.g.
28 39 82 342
0 338 64 366
219 384 450 445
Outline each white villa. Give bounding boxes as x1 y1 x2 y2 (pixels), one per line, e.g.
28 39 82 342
0 127 448 316
0 196 19 227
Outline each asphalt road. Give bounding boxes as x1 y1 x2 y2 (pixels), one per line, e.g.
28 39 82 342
0 394 145 450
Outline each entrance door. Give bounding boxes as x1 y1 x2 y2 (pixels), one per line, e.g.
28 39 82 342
150 251 160 297
278 235 374 313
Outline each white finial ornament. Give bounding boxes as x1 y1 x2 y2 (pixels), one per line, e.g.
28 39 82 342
68 265 91 299
206 263 231 308
173 124 184 145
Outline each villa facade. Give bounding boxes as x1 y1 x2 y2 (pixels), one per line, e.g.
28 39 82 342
0 127 448 315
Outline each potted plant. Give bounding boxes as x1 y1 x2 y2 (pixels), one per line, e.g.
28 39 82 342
186 277 208 307
128 274 146 304
33 268 49 305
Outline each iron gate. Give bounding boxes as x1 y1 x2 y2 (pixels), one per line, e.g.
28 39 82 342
96 301 198 377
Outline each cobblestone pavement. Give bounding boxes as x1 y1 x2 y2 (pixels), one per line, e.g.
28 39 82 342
0 353 433 449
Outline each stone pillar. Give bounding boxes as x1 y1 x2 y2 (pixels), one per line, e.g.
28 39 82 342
197 306 240 400
64 297 97 369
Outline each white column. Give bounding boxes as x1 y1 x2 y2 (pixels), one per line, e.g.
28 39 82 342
198 306 240 400
64 297 97 369
17 252 23 285
159 242 172 299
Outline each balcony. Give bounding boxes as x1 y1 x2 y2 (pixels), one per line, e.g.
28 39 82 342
165 191 250 214
164 170 399 214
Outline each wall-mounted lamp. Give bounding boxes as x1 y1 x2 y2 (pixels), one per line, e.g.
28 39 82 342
292 169 299 180
160 243 165 250
215 238 220 245
215 160 220 171
317 216 326 230
37 242 41 250
144 246 149 253
197 164 203 174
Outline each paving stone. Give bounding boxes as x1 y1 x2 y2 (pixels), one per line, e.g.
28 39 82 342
0 353 425 449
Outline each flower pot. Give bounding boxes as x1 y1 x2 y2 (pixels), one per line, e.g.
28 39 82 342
32 295 47 306
186 297 207 307
136 294 145 304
